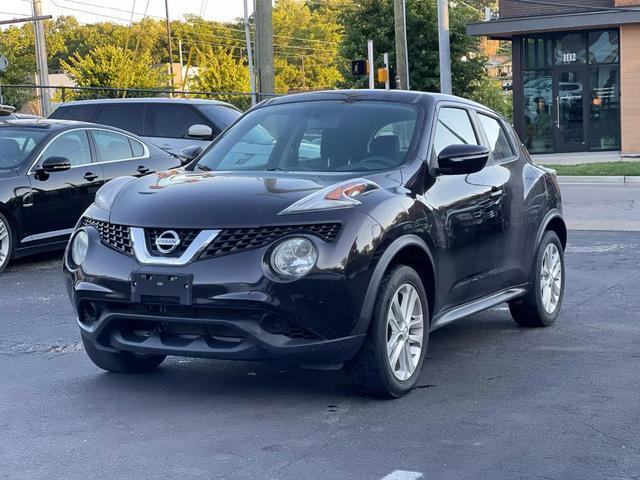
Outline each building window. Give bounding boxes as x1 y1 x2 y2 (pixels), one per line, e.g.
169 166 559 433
555 33 587 65
523 70 553 153
590 66 620 151
589 30 619 64
524 37 552 69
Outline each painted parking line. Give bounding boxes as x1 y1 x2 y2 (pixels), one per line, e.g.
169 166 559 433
380 470 424 480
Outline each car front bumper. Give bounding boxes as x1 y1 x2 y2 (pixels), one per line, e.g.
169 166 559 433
64 213 382 364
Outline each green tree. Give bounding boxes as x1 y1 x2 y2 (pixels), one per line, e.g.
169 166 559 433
60 44 168 98
339 0 487 97
188 46 251 108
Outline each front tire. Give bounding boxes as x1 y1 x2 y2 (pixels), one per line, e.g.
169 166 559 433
0 212 14 274
346 265 429 398
81 334 166 373
509 230 565 328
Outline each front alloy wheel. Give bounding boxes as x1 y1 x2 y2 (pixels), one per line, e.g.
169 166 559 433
386 283 425 381
346 265 429 398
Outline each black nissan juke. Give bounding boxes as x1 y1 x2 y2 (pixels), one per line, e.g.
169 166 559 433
63 90 566 397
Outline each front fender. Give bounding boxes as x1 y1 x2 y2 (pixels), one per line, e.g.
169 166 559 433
352 234 435 336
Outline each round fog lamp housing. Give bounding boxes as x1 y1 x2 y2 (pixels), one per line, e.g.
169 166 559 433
71 229 89 267
270 237 317 279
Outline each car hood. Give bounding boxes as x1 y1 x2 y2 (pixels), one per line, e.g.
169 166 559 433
109 170 402 228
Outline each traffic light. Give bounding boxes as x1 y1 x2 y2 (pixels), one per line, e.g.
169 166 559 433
376 66 388 84
351 59 369 76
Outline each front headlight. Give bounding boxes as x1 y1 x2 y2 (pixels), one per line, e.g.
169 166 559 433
270 237 317 279
71 229 89 267
279 179 379 215
94 176 137 211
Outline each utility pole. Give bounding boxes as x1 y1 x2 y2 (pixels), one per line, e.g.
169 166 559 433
254 0 275 101
243 0 256 106
437 0 452 95
164 0 175 94
393 0 410 90
367 40 374 89
32 0 51 116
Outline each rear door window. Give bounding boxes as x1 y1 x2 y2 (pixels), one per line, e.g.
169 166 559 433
146 104 210 139
94 104 144 135
91 130 134 162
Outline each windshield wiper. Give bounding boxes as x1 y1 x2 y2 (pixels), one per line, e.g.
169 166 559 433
196 164 212 172
265 167 284 171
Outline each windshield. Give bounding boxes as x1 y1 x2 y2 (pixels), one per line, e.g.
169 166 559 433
0 128 47 170
193 100 419 173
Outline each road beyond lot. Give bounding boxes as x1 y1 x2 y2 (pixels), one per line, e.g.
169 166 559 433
1 185 639 480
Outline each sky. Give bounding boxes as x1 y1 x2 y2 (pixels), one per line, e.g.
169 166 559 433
1 0 251 25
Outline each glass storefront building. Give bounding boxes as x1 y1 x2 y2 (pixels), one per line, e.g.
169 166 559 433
468 1 640 155
522 30 620 153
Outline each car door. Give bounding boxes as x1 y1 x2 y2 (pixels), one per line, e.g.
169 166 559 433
479 113 541 287
90 129 155 181
422 105 506 312
25 129 103 242
144 104 219 155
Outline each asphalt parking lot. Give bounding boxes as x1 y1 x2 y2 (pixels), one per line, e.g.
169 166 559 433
1 184 639 480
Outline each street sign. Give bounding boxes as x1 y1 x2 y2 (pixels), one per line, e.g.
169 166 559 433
0 55 8 73
351 59 368 76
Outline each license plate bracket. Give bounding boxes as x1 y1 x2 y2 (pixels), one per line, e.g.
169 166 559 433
131 272 193 305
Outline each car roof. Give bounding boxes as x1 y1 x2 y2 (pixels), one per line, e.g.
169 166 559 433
259 89 490 112
0 119 148 137
55 97 238 109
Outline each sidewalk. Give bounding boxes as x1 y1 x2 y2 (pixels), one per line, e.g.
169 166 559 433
530 151 636 165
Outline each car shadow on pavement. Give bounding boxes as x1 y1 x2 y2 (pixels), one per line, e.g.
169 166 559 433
75 310 525 404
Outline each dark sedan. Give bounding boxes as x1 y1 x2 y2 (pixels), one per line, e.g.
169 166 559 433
0 119 181 272
64 90 567 397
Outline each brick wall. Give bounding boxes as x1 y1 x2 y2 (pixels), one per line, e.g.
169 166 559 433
615 0 640 6
500 0 614 18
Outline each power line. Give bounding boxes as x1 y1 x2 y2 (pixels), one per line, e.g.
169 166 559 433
48 0 339 46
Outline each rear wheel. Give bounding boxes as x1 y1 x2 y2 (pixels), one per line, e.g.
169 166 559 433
509 230 565 327
81 334 166 373
346 265 429 398
0 213 13 274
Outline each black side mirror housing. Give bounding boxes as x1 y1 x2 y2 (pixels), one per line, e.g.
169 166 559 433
179 146 203 165
435 144 490 176
41 156 72 173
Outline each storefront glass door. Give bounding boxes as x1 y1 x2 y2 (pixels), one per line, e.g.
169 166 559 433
553 67 587 152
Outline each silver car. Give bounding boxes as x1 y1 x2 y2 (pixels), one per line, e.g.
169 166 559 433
49 98 242 156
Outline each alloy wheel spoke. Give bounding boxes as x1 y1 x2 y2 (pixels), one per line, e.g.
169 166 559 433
389 338 404 370
387 331 402 351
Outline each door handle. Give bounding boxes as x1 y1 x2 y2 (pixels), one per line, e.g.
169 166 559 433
555 95 560 128
83 172 98 182
137 165 150 175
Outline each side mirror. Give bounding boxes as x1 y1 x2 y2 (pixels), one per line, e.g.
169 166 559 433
179 145 203 164
187 124 213 139
41 156 71 173
435 144 489 176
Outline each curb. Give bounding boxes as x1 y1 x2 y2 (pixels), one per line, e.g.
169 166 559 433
558 175 640 184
